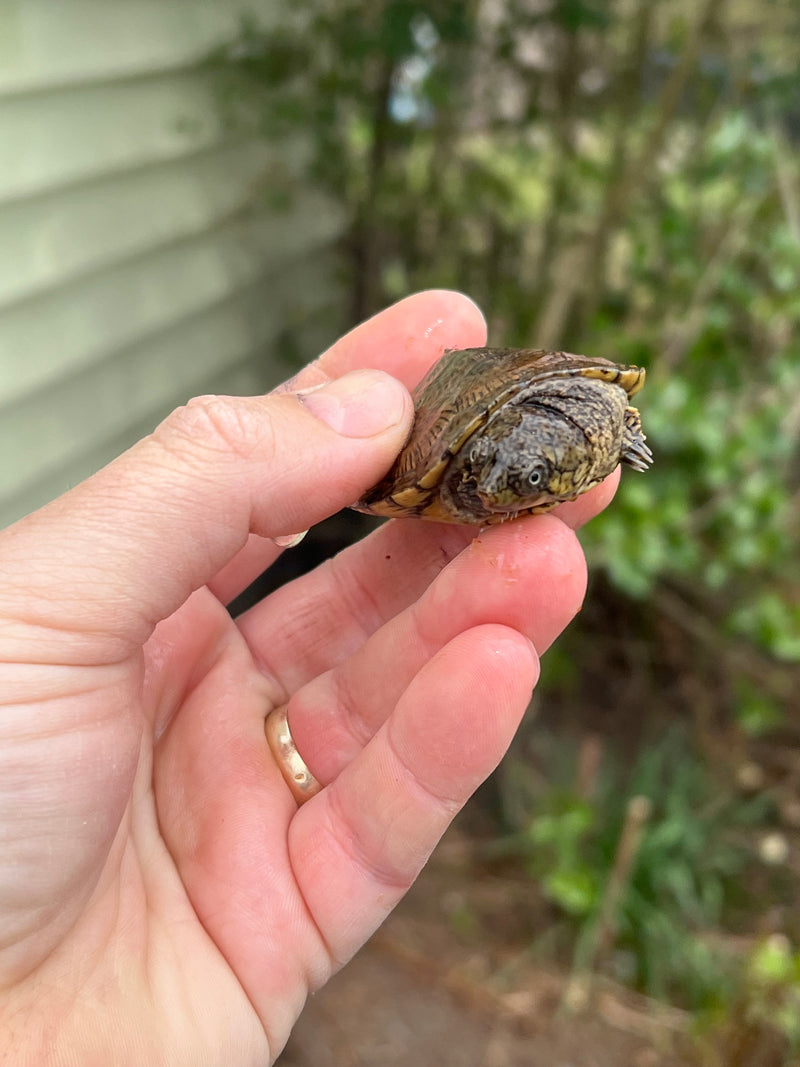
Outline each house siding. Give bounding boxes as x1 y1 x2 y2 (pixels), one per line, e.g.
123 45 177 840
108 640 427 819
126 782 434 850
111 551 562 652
0 0 346 527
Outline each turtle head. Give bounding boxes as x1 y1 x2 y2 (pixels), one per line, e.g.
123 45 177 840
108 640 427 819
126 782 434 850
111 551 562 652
463 428 555 512
453 398 622 517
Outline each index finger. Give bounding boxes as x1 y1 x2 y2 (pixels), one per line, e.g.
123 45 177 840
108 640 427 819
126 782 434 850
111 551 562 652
275 289 487 394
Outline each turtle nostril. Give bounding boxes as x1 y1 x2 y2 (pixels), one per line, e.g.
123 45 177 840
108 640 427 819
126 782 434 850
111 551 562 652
476 461 510 498
468 437 492 467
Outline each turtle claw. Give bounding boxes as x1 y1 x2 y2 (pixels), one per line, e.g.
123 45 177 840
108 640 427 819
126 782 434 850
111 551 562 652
621 406 653 472
623 440 654 472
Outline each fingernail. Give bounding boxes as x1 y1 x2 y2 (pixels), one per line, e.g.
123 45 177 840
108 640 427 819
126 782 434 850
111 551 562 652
298 370 409 438
271 530 308 549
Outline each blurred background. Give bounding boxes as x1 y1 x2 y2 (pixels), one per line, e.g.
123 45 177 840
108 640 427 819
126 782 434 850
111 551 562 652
2 1 799 1063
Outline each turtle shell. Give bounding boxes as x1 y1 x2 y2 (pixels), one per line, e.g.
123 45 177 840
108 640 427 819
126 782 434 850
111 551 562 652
355 347 652 525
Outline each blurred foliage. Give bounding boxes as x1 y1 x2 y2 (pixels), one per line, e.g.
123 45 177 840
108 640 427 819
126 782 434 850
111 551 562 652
739 937 800 1053
211 0 800 702
696 935 800 1062
489 727 800 1062
496 729 776 1008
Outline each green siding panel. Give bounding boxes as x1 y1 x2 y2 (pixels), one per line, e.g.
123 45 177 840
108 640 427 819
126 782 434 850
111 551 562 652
0 140 290 307
0 0 278 94
0 1 347 528
0 74 238 202
0 201 344 408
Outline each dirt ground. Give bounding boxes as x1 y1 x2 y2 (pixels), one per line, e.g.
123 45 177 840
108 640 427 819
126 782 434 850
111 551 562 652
277 822 688 1067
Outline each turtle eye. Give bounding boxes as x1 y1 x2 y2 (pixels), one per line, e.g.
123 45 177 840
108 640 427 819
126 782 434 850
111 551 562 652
526 465 547 490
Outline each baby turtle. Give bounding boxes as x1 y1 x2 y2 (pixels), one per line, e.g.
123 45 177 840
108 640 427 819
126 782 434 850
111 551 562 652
355 347 652 525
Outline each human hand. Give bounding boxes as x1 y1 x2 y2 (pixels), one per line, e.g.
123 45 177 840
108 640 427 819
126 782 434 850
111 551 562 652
0 291 618 1065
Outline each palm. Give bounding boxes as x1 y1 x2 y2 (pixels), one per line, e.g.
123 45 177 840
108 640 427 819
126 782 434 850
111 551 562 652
32 522 515 1058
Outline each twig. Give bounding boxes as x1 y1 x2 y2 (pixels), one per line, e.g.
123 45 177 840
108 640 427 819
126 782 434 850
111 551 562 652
658 196 766 372
769 118 800 245
654 586 797 702
538 0 726 347
563 795 652 1008
594 796 652 962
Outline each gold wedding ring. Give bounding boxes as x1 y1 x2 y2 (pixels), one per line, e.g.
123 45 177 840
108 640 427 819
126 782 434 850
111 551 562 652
264 705 322 805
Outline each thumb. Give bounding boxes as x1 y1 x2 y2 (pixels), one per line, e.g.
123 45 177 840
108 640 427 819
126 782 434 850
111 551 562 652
0 369 411 649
